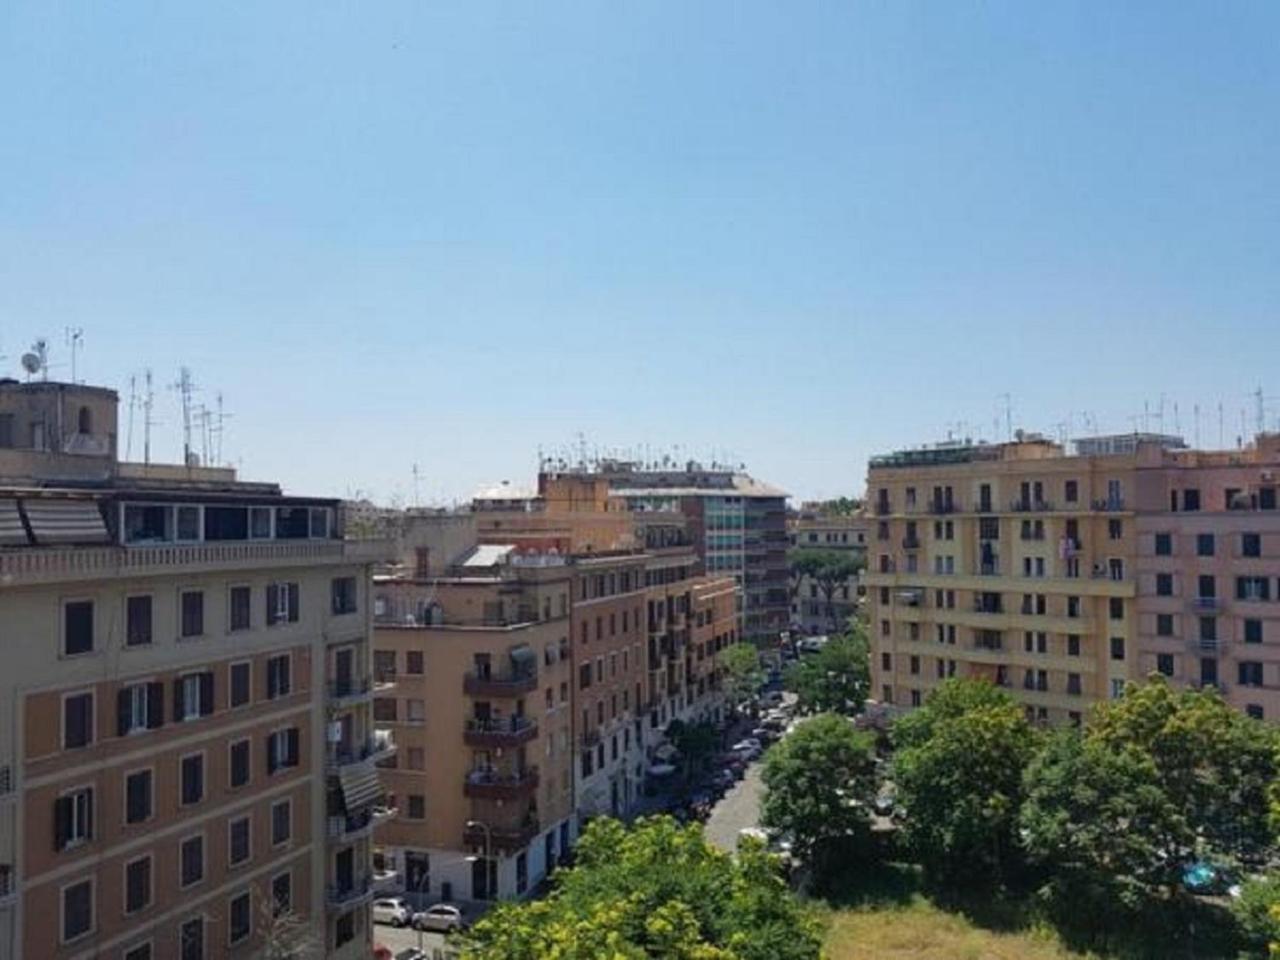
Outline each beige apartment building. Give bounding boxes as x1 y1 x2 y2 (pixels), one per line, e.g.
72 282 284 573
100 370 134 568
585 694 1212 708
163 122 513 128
0 379 388 960
867 430 1280 724
788 508 869 636
865 433 1142 725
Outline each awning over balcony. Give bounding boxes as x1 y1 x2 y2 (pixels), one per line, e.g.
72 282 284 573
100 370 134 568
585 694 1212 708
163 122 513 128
24 500 109 545
0 500 27 545
339 765 383 811
509 645 535 667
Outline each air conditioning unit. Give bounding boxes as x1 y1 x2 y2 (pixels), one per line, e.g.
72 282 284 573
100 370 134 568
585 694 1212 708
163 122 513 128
1262 470 1275 482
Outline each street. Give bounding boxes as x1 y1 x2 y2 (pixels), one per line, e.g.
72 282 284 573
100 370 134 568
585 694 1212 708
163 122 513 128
373 921 455 958
703 758 766 853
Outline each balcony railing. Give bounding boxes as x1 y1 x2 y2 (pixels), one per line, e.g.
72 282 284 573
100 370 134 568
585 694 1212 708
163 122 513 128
1190 597 1222 612
1091 498 1126 512
1011 499 1053 513
464 716 538 747
1187 637 1228 653
328 676 374 704
928 501 957 515
326 730 396 771
464 817 541 852
327 805 398 840
463 766 540 800
463 671 538 698
902 535 921 550
327 874 373 908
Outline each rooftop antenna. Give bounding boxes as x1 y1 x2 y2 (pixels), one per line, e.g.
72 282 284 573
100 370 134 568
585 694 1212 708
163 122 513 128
998 393 1013 441
64 327 83 384
21 340 48 382
1218 402 1225 449
211 392 231 465
125 374 137 460
1193 404 1201 449
170 367 197 467
412 463 421 508
1173 402 1181 437
142 369 156 465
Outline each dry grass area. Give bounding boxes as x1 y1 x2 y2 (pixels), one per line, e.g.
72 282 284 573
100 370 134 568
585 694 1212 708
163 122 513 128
822 901 1095 960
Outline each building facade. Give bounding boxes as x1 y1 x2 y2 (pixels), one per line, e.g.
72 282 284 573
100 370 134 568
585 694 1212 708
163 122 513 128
866 431 1280 724
788 508 869 636
0 379 388 960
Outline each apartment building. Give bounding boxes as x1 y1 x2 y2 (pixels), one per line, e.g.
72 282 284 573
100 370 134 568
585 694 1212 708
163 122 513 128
867 430 1280 724
864 433 1142 725
788 507 869 636
1133 433 1280 720
579 461 789 644
0 379 388 960
372 546 577 903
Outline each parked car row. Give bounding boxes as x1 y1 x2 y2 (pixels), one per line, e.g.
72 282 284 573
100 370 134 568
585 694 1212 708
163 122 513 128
373 897 466 932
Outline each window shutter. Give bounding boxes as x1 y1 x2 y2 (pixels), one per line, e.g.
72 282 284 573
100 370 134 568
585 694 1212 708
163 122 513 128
280 657 290 695
174 679 184 720
266 584 279 625
147 682 164 729
267 735 278 774
117 687 132 737
286 728 299 767
199 672 214 716
266 658 276 699
287 584 299 622
85 789 94 841
53 796 71 851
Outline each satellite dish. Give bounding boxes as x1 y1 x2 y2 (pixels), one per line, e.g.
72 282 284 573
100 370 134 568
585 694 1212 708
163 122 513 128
21 353 41 375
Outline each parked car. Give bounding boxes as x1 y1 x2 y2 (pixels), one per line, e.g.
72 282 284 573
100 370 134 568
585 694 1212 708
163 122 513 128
730 740 761 760
872 793 896 817
372 897 414 927
413 903 466 932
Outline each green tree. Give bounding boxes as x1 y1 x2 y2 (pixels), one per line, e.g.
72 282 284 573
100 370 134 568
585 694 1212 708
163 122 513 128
892 679 1036 884
783 629 870 716
1020 728 1187 931
461 817 822 960
760 713 878 881
789 549 864 633
721 643 764 713
667 719 719 785
1231 873 1280 957
1087 677 1279 864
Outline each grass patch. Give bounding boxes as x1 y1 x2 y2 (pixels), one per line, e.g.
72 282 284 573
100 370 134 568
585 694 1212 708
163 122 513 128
822 900 1092 960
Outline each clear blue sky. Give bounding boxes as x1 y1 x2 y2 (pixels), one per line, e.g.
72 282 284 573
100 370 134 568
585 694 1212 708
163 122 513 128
2 3 1278 504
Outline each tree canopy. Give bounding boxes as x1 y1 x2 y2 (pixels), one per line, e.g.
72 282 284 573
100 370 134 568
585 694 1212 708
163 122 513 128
760 713 878 879
460 817 822 960
720 643 764 710
789 549 865 631
783 629 870 716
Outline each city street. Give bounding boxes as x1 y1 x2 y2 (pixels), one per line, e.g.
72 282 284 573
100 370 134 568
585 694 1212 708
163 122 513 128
373 921 455 959
704 759 766 853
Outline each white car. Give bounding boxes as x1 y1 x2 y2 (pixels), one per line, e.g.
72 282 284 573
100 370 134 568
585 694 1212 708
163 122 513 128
413 903 465 932
730 739 762 760
372 897 413 927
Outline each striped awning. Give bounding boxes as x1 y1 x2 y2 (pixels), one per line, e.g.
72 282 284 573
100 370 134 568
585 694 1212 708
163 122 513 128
24 500 109 545
339 765 383 812
0 500 28 546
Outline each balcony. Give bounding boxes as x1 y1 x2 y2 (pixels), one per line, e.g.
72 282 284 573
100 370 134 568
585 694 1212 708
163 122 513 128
1091 498 1126 512
326 730 396 772
0 538 389 586
1190 597 1222 612
464 716 538 748
978 562 1001 576
580 726 602 748
464 766 539 800
1187 637 1228 653
972 598 1004 615
464 816 541 853
1011 499 1053 513
371 867 399 893
463 671 538 698
328 676 375 708
928 500 957 515
327 804 398 841
327 874 374 910
902 535 921 550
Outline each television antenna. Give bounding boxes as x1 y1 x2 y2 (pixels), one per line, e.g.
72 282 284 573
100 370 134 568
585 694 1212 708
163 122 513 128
169 367 197 467
142 369 156 465
65 328 84 383
125 375 137 460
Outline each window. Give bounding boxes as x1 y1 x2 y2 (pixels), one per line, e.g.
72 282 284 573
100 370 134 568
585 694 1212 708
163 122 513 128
54 786 94 850
1108 519 1123 540
125 856 151 914
1237 576 1272 601
1156 573 1173 596
271 871 292 916
1200 616 1217 642
1066 673 1082 695
176 506 201 541
1245 619 1263 644
1155 653 1174 676
64 600 94 656
881 652 891 671
331 576 358 615
408 794 426 819
1198 574 1216 599
1157 613 1174 637
117 682 162 736
1109 598 1124 620
229 816 251 867
180 591 204 638
266 582 300 625
1183 488 1201 511
271 800 291 845
1154 533 1172 556
180 917 204 960
64 692 94 749
267 728 300 774
229 586 252 631
909 656 919 675
176 671 214 721
1110 678 1126 700
180 754 204 806
1196 533 1214 557
228 891 252 945
266 654 291 699
373 698 397 722
0 412 12 447
1246 704 1264 721
406 699 425 723
180 835 204 887
1110 637 1125 661
1238 662 1264 687
125 769 152 824
123 944 152 960
229 739 250 788
230 661 251 708
1064 480 1078 503
1243 532 1262 558
406 650 424 674
1067 635 1080 657
126 596 153 646
62 879 93 943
